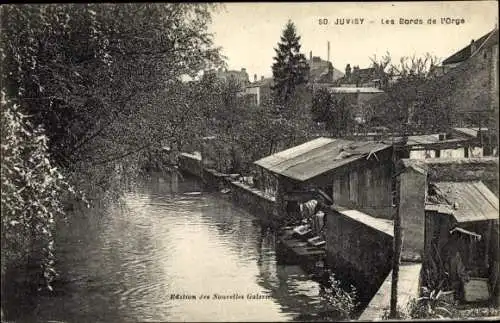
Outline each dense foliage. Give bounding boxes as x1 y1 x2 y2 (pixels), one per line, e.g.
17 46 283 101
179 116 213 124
1 93 80 290
311 88 355 137
0 4 223 304
365 53 452 134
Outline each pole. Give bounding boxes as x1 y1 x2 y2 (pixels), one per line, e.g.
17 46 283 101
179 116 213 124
390 123 407 318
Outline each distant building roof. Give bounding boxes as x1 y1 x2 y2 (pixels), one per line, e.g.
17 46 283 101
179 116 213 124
354 67 376 80
426 181 499 222
442 29 496 65
385 134 471 147
453 127 489 138
254 137 391 182
327 87 384 94
336 66 383 86
309 58 344 83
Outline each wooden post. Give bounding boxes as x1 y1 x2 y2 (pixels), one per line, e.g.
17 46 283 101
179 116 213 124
390 173 402 318
390 125 408 318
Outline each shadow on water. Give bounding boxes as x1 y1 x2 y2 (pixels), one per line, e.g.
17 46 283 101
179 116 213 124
2 172 352 322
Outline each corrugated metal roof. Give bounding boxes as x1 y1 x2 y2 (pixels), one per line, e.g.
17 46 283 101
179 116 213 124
254 137 391 182
426 181 499 222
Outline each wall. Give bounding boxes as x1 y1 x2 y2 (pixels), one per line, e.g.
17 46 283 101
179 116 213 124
447 40 497 127
178 152 203 178
324 207 394 303
492 43 499 113
229 181 278 228
330 156 393 219
399 167 427 260
409 149 437 159
244 86 260 106
359 263 422 320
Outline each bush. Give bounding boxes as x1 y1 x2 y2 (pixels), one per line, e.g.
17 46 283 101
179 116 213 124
320 273 359 320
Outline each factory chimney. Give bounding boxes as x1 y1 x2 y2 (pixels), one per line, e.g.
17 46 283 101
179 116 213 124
327 41 330 63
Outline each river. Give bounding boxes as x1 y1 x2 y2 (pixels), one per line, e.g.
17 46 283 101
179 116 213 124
11 173 333 322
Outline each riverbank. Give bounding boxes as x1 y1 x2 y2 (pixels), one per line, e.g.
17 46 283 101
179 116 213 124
177 152 405 319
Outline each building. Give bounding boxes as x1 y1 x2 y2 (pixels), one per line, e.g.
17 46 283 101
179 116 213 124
307 51 344 84
403 133 483 159
254 137 395 300
429 28 498 131
397 158 499 303
254 137 394 220
335 65 386 88
452 127 497 157
215 67 250 88
244 76 273 106
431 29 498 77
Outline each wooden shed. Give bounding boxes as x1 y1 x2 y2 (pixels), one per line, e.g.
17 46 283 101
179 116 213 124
424 181 499 302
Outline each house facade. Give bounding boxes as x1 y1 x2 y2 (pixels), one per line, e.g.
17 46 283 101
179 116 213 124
243 76 273 106
430 28 498 133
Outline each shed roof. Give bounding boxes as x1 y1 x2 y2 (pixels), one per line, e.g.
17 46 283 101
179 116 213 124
425 181 499 222
331 205 394 237
254 137 391 182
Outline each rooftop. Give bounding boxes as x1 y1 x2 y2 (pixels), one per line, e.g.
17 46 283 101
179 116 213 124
426 181 499 222
331 205 394 237
254 137 391 182
327 87 384 94
386 134 472 147
452 127 490 138
309 58 344 83
442 29 495 65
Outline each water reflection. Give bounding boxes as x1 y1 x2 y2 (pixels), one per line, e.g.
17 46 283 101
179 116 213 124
17 173 327 322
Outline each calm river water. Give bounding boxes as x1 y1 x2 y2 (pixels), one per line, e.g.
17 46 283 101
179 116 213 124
18 174 329 322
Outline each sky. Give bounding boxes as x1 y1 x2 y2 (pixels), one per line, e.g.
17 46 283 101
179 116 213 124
208 1 499 79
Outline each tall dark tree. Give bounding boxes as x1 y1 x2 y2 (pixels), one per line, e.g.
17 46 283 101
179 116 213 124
271 20 309 109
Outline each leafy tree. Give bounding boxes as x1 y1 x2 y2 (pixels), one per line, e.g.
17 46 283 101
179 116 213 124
366 52 447 134
271 20 309 109
0 4 224 310
0 4 224 198
1 92 82 293
311 88 355 137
